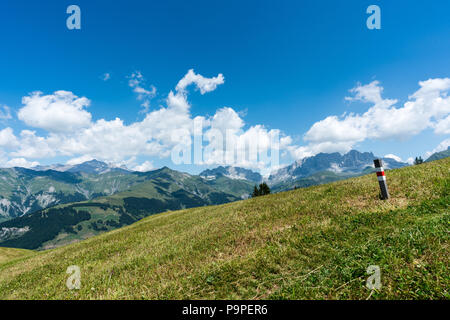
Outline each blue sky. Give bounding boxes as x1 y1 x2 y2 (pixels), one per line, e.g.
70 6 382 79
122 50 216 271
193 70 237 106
0 0 449 174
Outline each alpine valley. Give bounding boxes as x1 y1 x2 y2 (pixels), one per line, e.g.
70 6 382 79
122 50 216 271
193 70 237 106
0 150 426 250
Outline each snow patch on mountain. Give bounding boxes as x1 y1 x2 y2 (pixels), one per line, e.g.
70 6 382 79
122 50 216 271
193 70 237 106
202 175 216 181
200 166 262 183
36 193 58 208
32 160 130 175
0 226 30 241
0 198 12 217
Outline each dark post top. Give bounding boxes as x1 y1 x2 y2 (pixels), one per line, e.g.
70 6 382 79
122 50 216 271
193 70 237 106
373 159 383 168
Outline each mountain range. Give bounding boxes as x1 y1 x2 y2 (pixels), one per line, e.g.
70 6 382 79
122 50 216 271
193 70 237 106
268 150 407 185
0 166 248 249
1 148 445 250
200 166 263 183
32 159 129 174
0 166 139 221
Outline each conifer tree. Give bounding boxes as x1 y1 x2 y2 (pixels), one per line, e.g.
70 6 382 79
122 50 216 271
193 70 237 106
252 185 260 197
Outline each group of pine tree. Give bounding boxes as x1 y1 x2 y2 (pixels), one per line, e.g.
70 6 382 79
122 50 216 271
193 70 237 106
414 156 424 165
252 182 271 197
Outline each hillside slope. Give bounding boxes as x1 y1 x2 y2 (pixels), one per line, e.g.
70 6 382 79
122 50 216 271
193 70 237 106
0 247 33 266
0 158 448 299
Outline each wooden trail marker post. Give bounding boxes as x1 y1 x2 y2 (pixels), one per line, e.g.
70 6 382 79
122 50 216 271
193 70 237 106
373 159 389 200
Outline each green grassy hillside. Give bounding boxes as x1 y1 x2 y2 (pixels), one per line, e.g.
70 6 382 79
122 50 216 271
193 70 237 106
0 158 448 299
0 247 33 266
205 176 254 198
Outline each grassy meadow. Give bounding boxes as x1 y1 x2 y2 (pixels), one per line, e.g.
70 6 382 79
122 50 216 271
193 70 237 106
0 247 34 266
0 158 448 299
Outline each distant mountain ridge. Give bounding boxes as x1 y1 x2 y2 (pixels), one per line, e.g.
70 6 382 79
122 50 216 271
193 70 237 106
268 150 408 185
0 161 254 223
200 166 262 183
32 159 130 175
0 166 139 221
426 147 450 162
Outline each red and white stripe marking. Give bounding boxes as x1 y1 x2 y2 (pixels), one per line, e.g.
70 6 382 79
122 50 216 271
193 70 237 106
375 167 386 181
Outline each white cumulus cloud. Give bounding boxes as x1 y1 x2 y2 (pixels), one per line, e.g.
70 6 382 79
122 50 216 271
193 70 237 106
176 69 224 94
0 128 19 148
297 79 450 157
3 74 449 174
132 161 154 172
18 91 92 133
3 70 294 173
384 154 403 162
4 157 39 168
424 138 450 160
434 115 450 134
